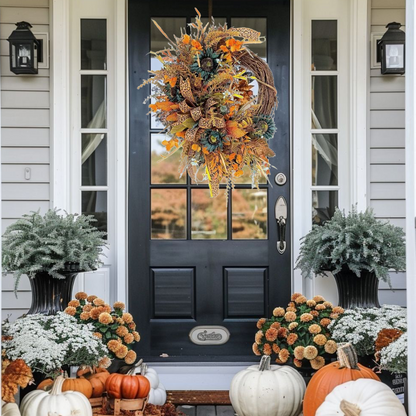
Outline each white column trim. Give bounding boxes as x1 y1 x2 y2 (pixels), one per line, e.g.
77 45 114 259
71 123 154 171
349 0 368 211
51 0 71 210
405 0 415 413
115 0 127 304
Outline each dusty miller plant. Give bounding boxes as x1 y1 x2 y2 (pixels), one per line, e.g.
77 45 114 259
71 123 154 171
296 207 405 284
2 209 107 290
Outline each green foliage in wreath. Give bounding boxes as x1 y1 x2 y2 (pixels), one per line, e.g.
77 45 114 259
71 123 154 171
296 206 405 284
2 209 107 290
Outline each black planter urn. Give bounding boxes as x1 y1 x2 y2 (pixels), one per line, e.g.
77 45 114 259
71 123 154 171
333 268 380 309
27 271 79 315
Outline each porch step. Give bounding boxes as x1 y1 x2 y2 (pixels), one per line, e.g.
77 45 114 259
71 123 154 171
168 390 231 405
177 405 235 416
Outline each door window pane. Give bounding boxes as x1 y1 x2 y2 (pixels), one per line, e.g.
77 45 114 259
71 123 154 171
81 75 107 128
233 165 267 185
151 133 186 184
312 20 337 71
151 189 186 239
151 17 186 72
311 76 337 129
191 189 227 240
312 190 338 225
82 191 107 235
82 133 107 186
232 189 267 239
81 19 107 70
312 134 338 186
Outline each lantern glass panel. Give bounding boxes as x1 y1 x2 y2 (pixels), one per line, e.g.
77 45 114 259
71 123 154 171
385 44 404 69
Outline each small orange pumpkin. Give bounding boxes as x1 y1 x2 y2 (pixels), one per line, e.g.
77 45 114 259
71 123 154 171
77 367 110 398
106 370 151 400
303 343 380 416
37 379 54 391
61 377 93 399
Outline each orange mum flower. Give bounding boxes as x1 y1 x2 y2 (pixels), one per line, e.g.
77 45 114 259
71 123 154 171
291 293 302 301
286 307 297 313
252 343 261 356
315 304 326 311
125 350 137 365
87 295 97 302
295 295 307 305
122 313 134 324
133 331 141 342
320 318 332 327
83 304 93 312
278 327 288 338
93 298 105 306
300 313 314 323
124 333 134 344
68 300 80 308
310 310 319 317
287 333 298 346
257 318 267 329
64 306 76 316
263 343 272 356
309 324 322 334
93 332 102 339
98 312 113 325
330 313 339 319
332 306 345 314
255 330 264 344
293 358 303 368
273 307 285 317
323 301 333 308
75 292 88 300
272 343 280 354
288 322 298 331
115 345 128 359
107 340 121 353
313 295 325 302
265 328 278 342
90 308 101 320
278 349 290 363
271 322 281 330
80 312 90 321
116 326 129 337
284 311 297 322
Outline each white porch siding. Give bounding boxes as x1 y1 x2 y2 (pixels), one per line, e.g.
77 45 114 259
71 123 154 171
369 0 406 306
0 0 51 320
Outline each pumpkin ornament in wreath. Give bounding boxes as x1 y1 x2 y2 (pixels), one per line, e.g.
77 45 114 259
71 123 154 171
139 9 278 199
303 343 380 416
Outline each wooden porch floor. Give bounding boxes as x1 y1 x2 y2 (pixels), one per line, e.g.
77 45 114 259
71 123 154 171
177 405 235 416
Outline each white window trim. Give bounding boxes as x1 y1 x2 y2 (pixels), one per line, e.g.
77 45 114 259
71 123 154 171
51 0 127 303
292 0 368 298
405 0 415 410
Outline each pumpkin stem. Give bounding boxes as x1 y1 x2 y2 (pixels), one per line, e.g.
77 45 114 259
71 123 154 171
127 358 144 375
340 400 361 416
50 375 65 396
259 355 271 371
337 343 360 370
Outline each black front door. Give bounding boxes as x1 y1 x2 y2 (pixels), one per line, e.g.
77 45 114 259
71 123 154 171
128 0 291 361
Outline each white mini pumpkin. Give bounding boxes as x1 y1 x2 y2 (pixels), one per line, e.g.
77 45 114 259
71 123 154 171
2 401 21 416
316 378 406 416
20 376 92 416
138 363 167 406
229 355 306 416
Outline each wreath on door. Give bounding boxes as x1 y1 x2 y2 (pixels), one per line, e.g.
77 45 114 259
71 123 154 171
139 9 278 198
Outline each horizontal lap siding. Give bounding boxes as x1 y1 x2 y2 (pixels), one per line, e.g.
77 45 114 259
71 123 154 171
0 0 51 319
370 1 406 306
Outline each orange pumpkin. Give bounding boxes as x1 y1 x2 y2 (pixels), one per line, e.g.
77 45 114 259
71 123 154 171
37 376 93 398
61 377 93 399
106 371 150 400
37 379 54 391
77 367 110 398
303 343 380 416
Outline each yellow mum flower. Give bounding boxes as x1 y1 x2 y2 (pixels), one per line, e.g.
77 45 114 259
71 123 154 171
288 322 298 331
107 340 121 352
273 307 285 317
314 334 327 346
294 346 305 360
309 324 322 334
310 356 325 370
304 345 318 360
125 350 137 365
324 340 338 354
115 345 128 359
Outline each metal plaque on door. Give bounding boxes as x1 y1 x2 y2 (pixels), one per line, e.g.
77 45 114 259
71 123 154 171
189 326 230 345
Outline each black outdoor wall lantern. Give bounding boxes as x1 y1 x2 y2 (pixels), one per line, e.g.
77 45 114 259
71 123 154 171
377 22 405 75
7 21 42 75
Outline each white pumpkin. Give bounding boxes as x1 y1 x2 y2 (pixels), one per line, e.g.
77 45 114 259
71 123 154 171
20 376 92 416
230 355 306 416
316 378 406 416
2 401 21 416
138 363 167 406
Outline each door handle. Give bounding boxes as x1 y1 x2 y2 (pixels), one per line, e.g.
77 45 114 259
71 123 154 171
275 196 287 254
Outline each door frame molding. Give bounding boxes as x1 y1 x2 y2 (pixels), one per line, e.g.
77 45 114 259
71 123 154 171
51 0 127 303
292 0 369 298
